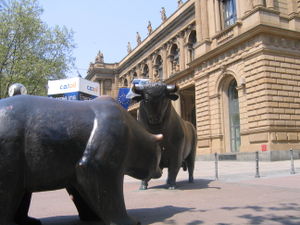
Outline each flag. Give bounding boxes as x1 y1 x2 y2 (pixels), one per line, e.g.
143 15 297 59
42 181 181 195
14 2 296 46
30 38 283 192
117 88 131 109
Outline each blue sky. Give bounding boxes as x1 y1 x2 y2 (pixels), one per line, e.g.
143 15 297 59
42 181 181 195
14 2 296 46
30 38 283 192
40 0 181 78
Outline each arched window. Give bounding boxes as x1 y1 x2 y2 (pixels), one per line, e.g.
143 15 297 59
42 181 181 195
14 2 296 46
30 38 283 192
124 78 128 87
187 30 197 62
170 44 180 73
155 55 163 80
132 72 137 82
228 79 240 152
142 64 149 78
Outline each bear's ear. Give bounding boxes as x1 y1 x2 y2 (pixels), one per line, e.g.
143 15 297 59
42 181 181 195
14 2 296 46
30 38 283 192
168 93 179 101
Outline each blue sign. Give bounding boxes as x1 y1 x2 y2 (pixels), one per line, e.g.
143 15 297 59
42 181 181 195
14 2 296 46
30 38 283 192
117 88 131 109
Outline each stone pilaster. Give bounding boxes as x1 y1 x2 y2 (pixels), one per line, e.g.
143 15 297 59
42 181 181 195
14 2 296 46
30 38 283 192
148 57 154 80
200 0 209 41
178 32 186 70
195 0 202 42
253 0 265 8
161 46 168 80
266 0 274 9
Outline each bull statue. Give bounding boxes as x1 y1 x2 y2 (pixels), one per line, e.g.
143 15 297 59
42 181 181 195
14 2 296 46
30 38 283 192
132 82 197 190
0 95 163 225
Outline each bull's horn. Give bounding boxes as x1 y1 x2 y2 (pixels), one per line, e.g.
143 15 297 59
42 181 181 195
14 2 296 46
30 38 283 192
132 84 144 94
154 134 163 142
166 84 178 93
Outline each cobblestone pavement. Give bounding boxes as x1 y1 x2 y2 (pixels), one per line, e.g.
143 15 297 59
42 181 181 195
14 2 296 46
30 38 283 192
29 160 300 225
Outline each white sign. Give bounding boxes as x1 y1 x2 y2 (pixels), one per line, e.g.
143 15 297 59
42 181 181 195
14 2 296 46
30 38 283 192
48 77 100 96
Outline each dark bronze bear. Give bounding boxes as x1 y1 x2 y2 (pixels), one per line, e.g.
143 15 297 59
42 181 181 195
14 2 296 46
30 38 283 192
0 95 162 225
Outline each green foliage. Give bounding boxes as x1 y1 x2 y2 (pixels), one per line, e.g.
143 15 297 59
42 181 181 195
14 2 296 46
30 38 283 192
0 0 75 97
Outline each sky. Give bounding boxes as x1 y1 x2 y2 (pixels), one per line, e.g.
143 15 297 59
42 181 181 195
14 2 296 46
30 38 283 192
40 0 182 78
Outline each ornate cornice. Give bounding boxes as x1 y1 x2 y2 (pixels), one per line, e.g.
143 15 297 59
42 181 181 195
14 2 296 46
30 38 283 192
117 3 195 72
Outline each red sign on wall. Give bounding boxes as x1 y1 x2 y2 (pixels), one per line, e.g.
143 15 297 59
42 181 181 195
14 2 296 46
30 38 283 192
261 144 267 152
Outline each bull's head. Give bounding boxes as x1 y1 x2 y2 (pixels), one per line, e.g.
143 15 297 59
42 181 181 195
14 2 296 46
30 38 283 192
125 133 163 180
132 82 178 125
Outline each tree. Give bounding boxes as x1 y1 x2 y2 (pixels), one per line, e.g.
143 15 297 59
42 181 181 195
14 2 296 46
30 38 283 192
0 0 75 97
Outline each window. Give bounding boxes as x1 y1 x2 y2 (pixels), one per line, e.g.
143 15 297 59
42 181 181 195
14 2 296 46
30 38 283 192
124 78 128 87
221 0 237 28
142 64 149 78
155 55 163 80
187 30 197 62
132 72 137 82
228 80 240 152
170 44 180 73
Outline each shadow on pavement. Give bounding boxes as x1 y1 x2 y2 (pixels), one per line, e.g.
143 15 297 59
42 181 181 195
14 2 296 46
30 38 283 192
220 203 300 225
39 205 199 225
147 179 220 190
35 202 300 225
128 205 201 225
40 215 102 225
39 206 199 225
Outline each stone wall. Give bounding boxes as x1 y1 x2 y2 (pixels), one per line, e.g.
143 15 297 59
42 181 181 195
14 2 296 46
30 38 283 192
194 32 300 156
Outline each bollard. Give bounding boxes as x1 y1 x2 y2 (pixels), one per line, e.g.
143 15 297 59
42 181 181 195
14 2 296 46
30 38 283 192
214 153 219 180
290 148 296 175
255 151 260 178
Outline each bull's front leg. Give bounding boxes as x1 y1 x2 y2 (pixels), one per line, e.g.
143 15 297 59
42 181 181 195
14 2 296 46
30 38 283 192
139 179 150 190
166 159 181 190
76 163 139 225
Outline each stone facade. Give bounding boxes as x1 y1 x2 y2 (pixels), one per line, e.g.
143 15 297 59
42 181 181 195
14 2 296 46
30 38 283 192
86 0 300 160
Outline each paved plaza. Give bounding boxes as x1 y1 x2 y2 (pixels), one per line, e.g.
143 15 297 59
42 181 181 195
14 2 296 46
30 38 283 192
29 160 300 225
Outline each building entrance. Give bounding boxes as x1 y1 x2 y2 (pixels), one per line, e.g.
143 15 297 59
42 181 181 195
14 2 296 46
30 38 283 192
180 86 196 126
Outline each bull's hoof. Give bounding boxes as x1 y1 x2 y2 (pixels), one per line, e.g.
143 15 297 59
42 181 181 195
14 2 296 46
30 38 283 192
79 213 100 221
189 177 194 183
112 216 140 225
139 184 148 190
15 216 42 225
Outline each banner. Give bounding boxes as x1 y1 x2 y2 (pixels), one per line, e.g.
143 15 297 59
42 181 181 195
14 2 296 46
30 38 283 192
117 88 131 109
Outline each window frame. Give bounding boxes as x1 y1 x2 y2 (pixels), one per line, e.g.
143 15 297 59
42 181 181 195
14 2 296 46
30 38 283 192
220 0 237 29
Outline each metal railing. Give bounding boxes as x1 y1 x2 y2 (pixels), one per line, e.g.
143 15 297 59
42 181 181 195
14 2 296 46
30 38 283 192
213 150 298 180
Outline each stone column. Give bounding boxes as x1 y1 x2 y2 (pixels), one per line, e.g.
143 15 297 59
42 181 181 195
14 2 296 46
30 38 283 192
266 0 274 9
238 0 253 15
161 46 168 80
148 57 154 80
200 0 209 41
214 0 221 32
167 54 173 75
134 67 139 78
178 32 185 70
114 75 119 98
195 0 203 42
100 80 104 95
253 0 264 7
287 0 296 15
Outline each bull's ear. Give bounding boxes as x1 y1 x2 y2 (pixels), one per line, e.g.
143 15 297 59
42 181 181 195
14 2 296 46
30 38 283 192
132 84 144 94
168 93 179 101
132 95 143 102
